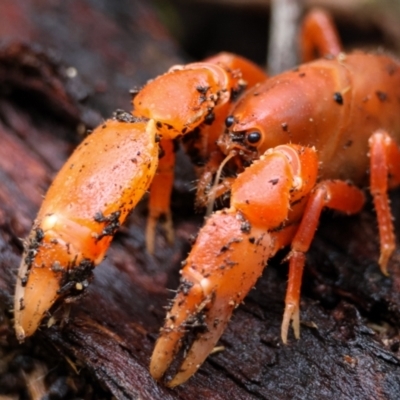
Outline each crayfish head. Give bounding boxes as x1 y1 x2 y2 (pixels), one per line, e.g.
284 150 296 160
217 120 263 166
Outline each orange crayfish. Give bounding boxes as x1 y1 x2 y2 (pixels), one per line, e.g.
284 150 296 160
150 10 400 386
13 7 400 389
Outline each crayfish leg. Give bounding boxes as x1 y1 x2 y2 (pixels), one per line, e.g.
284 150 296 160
14 235 69 340
281 180 365 343
146 138 176 253
369 130 400 274
300 8 343 62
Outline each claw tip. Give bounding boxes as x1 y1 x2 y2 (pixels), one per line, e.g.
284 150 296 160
15 324 26 342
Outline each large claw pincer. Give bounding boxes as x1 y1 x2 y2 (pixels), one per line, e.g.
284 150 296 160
150 210 295 387
14 119 159 340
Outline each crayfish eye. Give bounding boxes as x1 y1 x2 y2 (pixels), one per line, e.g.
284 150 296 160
246 131 262 144
225 115 235 128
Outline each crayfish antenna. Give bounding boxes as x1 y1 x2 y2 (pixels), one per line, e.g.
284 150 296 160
205 150 237 216
149 282 212 384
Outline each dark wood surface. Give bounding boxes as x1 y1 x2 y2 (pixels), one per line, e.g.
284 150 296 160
1 1 400 399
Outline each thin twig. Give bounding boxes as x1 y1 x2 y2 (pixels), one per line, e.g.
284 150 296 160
267 0 304 75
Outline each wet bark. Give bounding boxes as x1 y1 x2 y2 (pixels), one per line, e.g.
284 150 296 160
1 1 400 399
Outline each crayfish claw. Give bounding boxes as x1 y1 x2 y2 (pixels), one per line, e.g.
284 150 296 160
13 212 102 340
14 264 61 341
167 299 233 388
150 283 205 382
150 280 234 387
145 208 174 254
150 210 284 386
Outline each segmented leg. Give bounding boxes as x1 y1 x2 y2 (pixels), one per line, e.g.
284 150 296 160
281 180 365 343
146 138 176 254
369 131 400 274
300 8 342 62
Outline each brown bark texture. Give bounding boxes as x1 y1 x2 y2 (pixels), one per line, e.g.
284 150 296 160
1 1 400 399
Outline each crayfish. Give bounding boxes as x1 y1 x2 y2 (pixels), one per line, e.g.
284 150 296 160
14 8 400 388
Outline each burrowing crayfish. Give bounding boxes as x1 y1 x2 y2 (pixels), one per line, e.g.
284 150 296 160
14 8 400 388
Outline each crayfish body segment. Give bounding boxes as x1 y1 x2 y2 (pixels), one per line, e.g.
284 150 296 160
220 52 400 183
